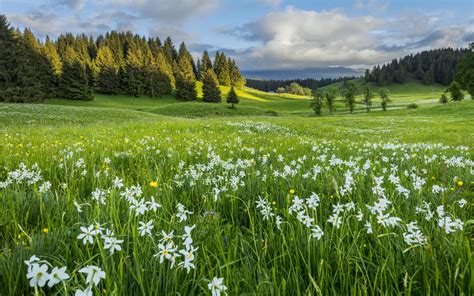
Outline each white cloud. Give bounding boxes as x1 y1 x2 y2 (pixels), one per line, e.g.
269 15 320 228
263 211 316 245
226 6 473 70
56 0 85 10
102 0 219 23
229 7 391 69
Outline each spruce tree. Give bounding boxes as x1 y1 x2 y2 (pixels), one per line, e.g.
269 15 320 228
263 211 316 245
202 68 221 103
226 86 239 109
446 81 464 101
175 46 197 101
22 28 55 98
200 51 213 77
0 16 47 102
58 46 94 100
214 51 230 86
124 48 144 97
228 59 245 88
43 36 62 76
454 43 474 99
156 49 175 89
95 46 119 94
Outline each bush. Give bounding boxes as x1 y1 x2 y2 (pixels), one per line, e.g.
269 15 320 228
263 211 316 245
439 94 448 104
407 103 418 109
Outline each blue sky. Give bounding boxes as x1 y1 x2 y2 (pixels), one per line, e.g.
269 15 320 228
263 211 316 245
2 0 473 70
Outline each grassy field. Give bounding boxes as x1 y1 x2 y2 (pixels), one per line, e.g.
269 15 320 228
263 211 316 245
41 79 458 117
0 87 473 295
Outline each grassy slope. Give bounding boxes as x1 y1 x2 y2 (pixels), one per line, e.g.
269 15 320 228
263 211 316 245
41 79 459 118
2 100 473 146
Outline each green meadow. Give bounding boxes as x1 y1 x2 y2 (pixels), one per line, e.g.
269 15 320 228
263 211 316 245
0 83 472 295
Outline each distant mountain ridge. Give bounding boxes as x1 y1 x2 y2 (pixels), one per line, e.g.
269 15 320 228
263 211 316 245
242 67 364 80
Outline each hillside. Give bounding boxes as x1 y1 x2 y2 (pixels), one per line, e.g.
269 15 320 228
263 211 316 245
40 79 463 117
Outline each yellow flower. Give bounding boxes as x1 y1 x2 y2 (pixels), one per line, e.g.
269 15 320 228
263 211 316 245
457 180 463 187
289 189 295 194
150 181 158 188
271 201 276 205
42 228 49 234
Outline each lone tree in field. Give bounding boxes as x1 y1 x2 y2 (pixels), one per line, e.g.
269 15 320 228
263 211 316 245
363 84 373 112
310 89 324 116
342 81 357 113
226 86 239 109
379 88 391 111
324 87 337 114
454 42 474 99
202 68 221 103
446 81 464 101
439 93 448 104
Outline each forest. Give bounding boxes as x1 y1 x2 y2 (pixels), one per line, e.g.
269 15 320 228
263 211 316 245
0 15 245 103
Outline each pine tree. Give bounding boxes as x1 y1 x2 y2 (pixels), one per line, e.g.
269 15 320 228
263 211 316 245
455 43 474 99
228 59 245 88
124 48 144 97
175 45 197 101
439 93 448 104
214 51 230 86
226 86 239 109
0 16 47 102
200 51 213 77
95 46 119 94
58 46 94 100
155 49 174 90
363 84 373 112
446 81 464 101
22 28 55 98
202 68 221 103
43 36 62 76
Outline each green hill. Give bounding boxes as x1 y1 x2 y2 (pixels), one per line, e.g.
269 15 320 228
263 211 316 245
40 79 466 117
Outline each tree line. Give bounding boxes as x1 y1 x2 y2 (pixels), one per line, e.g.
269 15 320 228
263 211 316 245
246 77 357 93
364 48 468 87
0 15 245 103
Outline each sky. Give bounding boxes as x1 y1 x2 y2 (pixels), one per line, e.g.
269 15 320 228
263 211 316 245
2 0 473 70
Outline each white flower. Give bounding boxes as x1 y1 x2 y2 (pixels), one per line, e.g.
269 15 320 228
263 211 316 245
77 225 96 245
327 214 342 228
103 236 123 254
178 246 198 273
79 265 106 286
39 181 51 193
365 221 373 234
182 225 195 249
311 226 324 240
48 266 70 287
147 197 162 211
24 255 40 272
208 277 228 296
75 287 93 296
457 199 467 208
138 220 154 237
26 263 49 288
306 192 320 209
155 242 178 264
